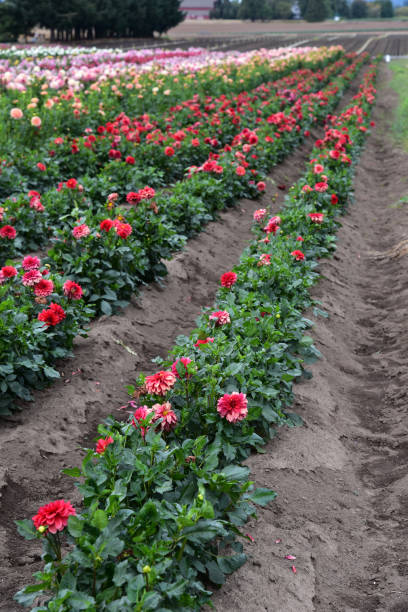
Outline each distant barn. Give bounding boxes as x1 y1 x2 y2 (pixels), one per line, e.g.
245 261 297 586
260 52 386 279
180 0 216 19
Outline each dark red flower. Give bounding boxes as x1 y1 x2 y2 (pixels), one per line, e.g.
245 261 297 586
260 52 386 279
34 279 54 297
115 223 132 239
96 436 114 454
38 309 60 326
49 302 66 323
100 219 114 232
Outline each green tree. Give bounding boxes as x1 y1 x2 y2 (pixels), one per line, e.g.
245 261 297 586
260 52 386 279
210 0 239 18
239 0 267 20
304 0 328 21
351 0 368 18
0 0 39 39
380 0 394 18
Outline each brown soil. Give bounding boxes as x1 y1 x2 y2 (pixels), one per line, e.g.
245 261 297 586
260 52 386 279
1 64 408 612
168 18 408 37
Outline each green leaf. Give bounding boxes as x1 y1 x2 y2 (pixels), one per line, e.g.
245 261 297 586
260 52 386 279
15 519 37 540
67 515 83 538
62 467 81 478
92 509 108 531
100 300 112 316
206 560 225 585
217 553 247 574
43 366 60 379
246 487 277 507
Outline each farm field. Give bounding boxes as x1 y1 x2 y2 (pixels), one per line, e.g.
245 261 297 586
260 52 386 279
0 38 407 611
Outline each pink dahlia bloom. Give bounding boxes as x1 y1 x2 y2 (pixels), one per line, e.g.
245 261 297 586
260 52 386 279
95 436 114 454
217 392 248 423
131 405 152 437
308 212 324 224
0 225 17 239
253 209 267 222
22 269 43 286
209 311 231 326
171 357 192 379
314 182 328 193
63 280 83 300
145 371 176 396
152 402 178 432
258 254 271 266
72 224 90 239
115 223 132 239
220 271 237 289
34 279 54 297
313 164 324 174
22 255 40 270
32 500 76 534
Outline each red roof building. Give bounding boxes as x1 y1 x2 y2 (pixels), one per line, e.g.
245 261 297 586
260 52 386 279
180 0 216 19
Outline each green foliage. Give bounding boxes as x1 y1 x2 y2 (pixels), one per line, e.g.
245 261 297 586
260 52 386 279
304 0 328 22
380 0 394 18
0 0 185 40
351 0 368 18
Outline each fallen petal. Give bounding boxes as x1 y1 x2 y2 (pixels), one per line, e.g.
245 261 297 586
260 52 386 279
285 555 296 560
291 565 297 574
275 539 281 544
246 533 255 543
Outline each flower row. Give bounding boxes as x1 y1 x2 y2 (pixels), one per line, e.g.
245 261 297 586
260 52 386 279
16 62 378 611
0 54 368 413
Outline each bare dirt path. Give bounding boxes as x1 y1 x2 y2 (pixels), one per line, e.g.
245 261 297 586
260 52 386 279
211 64 408 612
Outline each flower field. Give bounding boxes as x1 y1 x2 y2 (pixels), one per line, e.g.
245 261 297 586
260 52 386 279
0 43 387 610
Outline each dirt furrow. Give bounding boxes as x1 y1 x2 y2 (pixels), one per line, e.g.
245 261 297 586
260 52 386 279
211 64 408 612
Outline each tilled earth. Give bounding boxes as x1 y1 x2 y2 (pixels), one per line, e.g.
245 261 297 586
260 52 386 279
1 64 408 611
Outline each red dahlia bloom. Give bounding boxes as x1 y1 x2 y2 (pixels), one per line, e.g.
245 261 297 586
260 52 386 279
171 357 192 379
194 337 214 347
125 156 135 165
126 192 141 204
291 250 305 261
217 392 248 423
37 163 46 172
331 194 339 205
63 280 83 300
164 146 175 156
236 165 246 176
256 181 266 192
34 279 54 297
100 219 114 232
66 178 77 189
38 309 60 326
0 225 16 239
314 182 328 192
1 266 17 278
95 436 114 454
49 302 66 323
145 371 176 396
115 223 132 239
22 255 40 270
32 499 76 534
220 271 237 289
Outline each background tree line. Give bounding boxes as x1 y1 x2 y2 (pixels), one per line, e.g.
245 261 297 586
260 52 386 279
0 0 184 41
211 0 395 21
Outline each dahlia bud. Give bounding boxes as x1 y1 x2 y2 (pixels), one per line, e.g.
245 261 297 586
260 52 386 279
142 565 151 574
37 525 47 533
